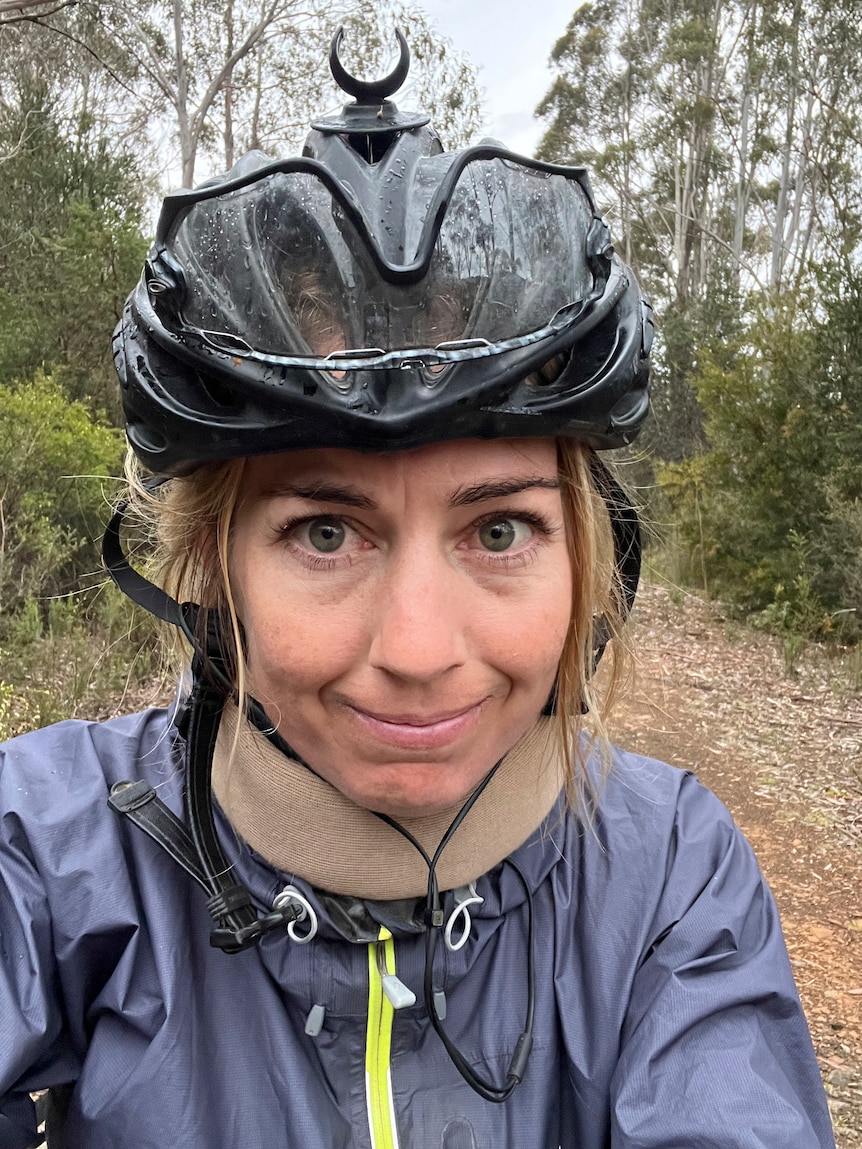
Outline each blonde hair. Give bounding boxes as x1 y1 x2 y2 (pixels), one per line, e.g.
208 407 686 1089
125 438 630 814
555 439 630 811
124 452 249 705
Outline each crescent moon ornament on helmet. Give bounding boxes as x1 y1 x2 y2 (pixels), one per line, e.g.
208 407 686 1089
113 29 652 475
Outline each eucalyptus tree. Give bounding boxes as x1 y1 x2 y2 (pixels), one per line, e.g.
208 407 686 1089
535 0 862 461
537 0 743 309
168 0 484 180
124 0 331 187
537 0 862 300
0 41 147 415
175 0 485 177
536 0 862 621
5 0 484 188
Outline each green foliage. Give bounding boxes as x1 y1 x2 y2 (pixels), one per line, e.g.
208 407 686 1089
0 678 36 744
655 277 862 640
0 371 163 734
0 80 148 417
0 370 124 619
0 372 165 736
0 584 162 737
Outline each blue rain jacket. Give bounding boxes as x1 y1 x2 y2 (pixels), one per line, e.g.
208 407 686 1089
0 708 835 1148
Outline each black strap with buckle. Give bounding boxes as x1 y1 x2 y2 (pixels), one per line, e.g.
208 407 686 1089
102 498 300 952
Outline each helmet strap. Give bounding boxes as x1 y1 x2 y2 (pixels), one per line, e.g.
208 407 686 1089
102 500 301 951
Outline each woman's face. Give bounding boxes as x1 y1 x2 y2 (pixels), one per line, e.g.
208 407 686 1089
230 438 572 819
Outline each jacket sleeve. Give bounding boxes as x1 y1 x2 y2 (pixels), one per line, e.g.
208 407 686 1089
610 771 835 1148
0 791 80 1149
0 715 149 1149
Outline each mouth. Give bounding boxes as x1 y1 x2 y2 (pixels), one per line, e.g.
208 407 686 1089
345 700 488 751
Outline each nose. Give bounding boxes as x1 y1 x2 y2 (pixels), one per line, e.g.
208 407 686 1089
368 543 468 683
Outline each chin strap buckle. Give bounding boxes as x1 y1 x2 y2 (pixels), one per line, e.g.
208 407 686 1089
210 903 306 953
108 779 304 954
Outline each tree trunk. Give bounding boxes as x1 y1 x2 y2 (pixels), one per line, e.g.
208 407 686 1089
173 0 195 188
771 0 803 288
223 0 235 171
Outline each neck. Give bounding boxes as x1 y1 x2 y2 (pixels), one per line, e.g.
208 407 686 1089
211 705 565 900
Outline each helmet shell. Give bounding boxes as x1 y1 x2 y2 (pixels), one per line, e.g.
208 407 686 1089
114 58 652 474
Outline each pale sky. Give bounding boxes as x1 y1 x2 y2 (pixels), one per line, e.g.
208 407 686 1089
412 0 584 156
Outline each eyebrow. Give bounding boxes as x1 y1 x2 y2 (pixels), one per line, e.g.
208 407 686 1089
261 475 560 510
261 482 376 509
448 477 561 507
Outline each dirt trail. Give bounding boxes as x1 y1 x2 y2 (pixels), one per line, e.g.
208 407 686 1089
609 583 862 1146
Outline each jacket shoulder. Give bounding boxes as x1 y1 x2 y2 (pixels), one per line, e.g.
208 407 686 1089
0 707 177 807
591 743 738 860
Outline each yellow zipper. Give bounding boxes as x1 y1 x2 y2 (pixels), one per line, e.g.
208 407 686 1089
365 927 400 1149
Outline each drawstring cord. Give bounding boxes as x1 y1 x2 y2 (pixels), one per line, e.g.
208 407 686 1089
373 769 536 1103
444 883 484 952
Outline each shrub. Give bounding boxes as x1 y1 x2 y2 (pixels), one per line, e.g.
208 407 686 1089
0 370 124 624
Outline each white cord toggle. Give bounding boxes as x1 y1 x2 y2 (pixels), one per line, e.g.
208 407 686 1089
304 1004 326 1037
444 882 484 952
272 884 319 944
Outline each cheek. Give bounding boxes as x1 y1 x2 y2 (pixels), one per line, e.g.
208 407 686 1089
233 553 369 693
539 560 573 669
479 559 572 683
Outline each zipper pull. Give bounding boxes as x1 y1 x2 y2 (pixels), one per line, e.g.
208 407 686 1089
381 973 416 1010
433 989 447 1020
375 940 416 1008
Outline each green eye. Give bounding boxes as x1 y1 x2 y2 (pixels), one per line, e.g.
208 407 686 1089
478 520 517 552
307 519 345 552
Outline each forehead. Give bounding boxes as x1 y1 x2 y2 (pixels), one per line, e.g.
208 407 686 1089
242 438 560 495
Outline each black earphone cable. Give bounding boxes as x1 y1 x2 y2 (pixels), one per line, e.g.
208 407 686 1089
374 765 536 1102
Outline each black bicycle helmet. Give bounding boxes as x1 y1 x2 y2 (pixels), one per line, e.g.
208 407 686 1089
114 28 652 476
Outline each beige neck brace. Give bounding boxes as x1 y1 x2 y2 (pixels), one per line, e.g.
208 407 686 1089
211 706 566 900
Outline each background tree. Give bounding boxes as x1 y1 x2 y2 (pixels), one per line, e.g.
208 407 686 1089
0 370 123 619
0 66 148 415
7 0 484 189
536 0 862 635
536 0 862 461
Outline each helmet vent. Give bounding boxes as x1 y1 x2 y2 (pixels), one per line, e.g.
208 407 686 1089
347 132 397 165
199 374 242 411
127 423 167 456
346 131 397 164
526 353 568 388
